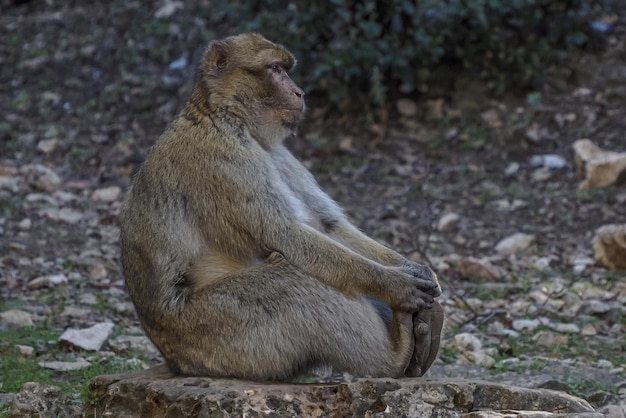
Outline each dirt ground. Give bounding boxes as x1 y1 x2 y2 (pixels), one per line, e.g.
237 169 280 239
0 0 625 413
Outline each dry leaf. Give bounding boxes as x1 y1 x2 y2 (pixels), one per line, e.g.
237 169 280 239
573 139 626 189
593 224 626 270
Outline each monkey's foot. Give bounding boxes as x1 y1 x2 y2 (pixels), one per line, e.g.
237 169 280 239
405 301 444 377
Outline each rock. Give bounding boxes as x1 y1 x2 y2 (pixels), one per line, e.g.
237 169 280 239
20 164 62 192
546 322 581 333
9 382 79 418
39 358 91 371
573 139 626 189
529 154 567 169
512 319 542 332
451 332 482 352
437 212 460 232
396 98 418 117
571 255 595 275
592 224 626 270
26 273 68 290
60 306 91 318
535 331 568 348
109 335 160 357
90 263 108 280
452 257 501 281
91 186 121 202
17 218 31 229
531 167 552 181
581 299 612 315
40 207 84 224
154 1 184 18
16 344 34 356
495 233 535 255
0 309 33 330
86 367 599 417
581 324 597 336
59 322 114 351
36 138 59 153
480 109 502 128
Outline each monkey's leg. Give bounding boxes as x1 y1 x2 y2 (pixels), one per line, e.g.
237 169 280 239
404 301 444 377
159 254 415 380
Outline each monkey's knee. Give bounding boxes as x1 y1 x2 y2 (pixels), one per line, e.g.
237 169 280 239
406 301 444 377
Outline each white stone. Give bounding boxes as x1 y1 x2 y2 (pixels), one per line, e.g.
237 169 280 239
91 186 121 202
451 332 482 352
26 273 68 290
16 344 34 356
546 322 580 333
60 322 114 351
0 309 34 329
437 213 460 232
40 359 91 371
512 319 541 332
495 233 535 254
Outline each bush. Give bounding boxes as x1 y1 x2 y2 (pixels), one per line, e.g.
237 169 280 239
206 0 610 106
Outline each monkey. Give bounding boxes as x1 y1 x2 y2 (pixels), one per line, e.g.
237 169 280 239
120 33 444 381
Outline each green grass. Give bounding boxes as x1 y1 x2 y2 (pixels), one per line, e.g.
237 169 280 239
0 322 144 402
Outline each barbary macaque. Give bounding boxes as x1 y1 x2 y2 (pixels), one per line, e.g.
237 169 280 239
120 33 443 380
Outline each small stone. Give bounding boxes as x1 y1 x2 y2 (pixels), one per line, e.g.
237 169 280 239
480 109 502 128
582 300 612 314
535 330 568 347
451 332 482 352
437 213 460 232
91 186 121 202
546 322 580 333
529 154 566 169
36 139 59 154
512 319 541 332
90 264 108 280
495 233 535 255
109 335 160 357
40 208 84 224
18 218 32 230
40 359 91 371
79 293 98 305
60 306 91 318
26 274 68 290
60 322 114 351
592 224 626 270
20 164 62 192
504 162 520 176
452 257 501 281
0 309 33 330
531 167 552 181
396 98 418 117
16 344 34 356
154 1 183 18
581 324 597 336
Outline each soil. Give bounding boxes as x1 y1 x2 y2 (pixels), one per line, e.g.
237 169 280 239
0 0 625 413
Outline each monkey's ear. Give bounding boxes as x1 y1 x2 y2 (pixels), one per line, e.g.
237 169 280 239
202 41 229 76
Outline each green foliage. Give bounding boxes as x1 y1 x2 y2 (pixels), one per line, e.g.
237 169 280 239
205 0 610 105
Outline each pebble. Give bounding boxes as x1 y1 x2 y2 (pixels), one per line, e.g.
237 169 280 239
59 322 114 351
535 331 568 347
437 213 460 232
36 138 59 153
451 332 482 352
495 233 535 255
27 273 68 290
91 186 121 202
0 309 34 330
546 322 580 334
20 164 62 192
396 98 418 117
529 154 567 169
16 344 35 356
581 324 597 336
582 299 612 314
512 319 541 332
39 359 91 371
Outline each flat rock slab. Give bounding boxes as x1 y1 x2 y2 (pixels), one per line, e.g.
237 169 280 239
86 366 601 418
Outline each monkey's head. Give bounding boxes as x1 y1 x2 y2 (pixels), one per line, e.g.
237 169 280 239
197 33 305 146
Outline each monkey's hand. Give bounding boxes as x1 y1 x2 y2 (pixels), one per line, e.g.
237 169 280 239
400 261 442 298
379 266 438 312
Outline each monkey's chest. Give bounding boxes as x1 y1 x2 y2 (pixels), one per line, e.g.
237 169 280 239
275 180 322 230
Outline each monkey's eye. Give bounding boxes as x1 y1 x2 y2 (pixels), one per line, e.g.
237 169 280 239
269 64 283 74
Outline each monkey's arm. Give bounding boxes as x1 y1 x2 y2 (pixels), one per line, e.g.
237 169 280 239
327 220 405 266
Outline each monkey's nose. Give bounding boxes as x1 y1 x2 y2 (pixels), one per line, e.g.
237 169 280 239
294 88 304 98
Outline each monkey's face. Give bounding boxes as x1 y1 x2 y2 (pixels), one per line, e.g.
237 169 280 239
200 33 306 144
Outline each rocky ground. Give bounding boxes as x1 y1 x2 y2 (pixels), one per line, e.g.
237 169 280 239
0 1 625 417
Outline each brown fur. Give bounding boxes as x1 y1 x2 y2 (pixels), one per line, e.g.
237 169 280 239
120 33 443 380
